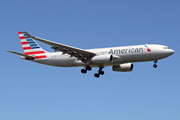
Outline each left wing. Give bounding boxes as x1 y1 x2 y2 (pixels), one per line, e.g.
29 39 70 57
24 31 96 62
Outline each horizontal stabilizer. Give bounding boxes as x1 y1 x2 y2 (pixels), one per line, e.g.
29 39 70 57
7 51 35 60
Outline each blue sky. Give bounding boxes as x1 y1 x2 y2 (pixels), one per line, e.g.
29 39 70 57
1 0 180 120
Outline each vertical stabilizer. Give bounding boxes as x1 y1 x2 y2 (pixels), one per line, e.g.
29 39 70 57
18 32 48 59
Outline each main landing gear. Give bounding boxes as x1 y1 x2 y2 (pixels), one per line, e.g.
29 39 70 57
94 67 104 78
81 65 92 74
153 60 158 68
81 66 105 78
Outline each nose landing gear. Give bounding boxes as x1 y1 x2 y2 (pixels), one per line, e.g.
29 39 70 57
153 60 158 68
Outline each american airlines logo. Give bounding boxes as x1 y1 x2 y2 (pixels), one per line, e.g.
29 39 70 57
109 47 144 54
145 45 151 52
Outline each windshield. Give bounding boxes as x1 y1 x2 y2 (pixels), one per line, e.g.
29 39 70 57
163 47 170 49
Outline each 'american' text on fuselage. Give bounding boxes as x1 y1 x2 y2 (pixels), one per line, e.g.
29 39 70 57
109 47 144 55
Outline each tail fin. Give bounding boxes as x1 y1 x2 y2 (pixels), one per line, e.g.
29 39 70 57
18 32 48 59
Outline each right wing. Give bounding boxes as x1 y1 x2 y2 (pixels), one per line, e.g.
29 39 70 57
24 31 96 62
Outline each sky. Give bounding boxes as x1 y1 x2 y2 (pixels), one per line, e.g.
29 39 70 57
0 0 180 120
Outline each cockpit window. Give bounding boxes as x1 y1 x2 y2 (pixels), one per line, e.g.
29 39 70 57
163 47 170 49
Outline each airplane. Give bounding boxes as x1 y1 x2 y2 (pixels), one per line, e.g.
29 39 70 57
7 31 175 78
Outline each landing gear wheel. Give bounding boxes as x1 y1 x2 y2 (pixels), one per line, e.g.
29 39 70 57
99 71 104 75
86 66 92 71
153 60 158 68
153 64 157 68
81 69 87 74
94 67 104 78
94 73 100 78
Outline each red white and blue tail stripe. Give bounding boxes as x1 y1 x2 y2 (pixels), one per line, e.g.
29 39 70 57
18 32 48 59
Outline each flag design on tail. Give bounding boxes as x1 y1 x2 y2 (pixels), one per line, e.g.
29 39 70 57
18 32 47 59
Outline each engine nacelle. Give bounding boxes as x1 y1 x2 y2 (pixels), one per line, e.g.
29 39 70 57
91 55 113 64
112 63 134 72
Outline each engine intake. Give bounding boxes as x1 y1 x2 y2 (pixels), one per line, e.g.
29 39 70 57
112 63 134 72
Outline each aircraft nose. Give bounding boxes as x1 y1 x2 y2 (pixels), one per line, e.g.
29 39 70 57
157 48 175 59
169 49 175 55
165 49 175 57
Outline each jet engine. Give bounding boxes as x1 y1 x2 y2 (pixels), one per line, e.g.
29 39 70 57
91 55 113 64
112 63 134 72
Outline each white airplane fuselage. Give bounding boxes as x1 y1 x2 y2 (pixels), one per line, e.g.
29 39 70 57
8 31 175 78
31 44 174 67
